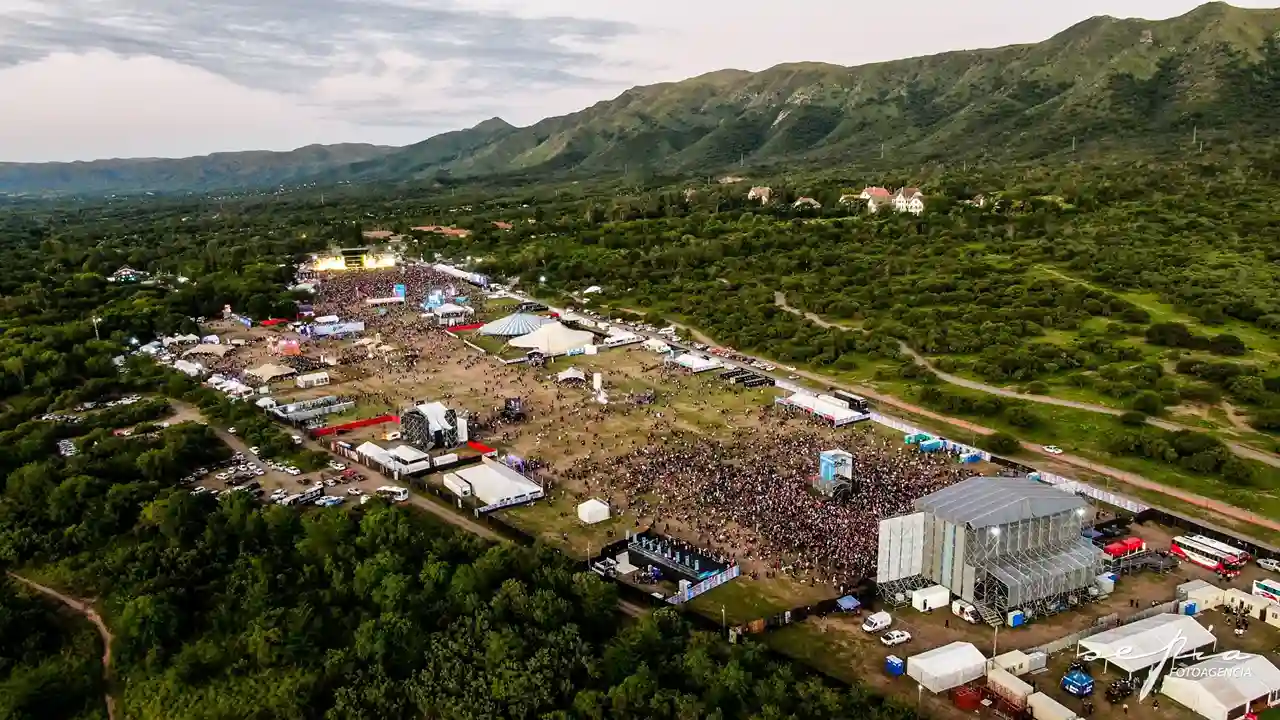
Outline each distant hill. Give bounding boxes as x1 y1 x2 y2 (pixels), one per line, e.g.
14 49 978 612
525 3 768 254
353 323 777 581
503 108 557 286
0 144 395 196
4 2 1280 195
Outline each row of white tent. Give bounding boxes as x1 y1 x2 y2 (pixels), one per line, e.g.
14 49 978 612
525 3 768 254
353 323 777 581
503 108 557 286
905 614 1280 720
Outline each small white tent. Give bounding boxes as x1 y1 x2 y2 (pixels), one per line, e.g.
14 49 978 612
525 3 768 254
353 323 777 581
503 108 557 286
577 499 611 525
1161 654 1280 720
907 641 986 693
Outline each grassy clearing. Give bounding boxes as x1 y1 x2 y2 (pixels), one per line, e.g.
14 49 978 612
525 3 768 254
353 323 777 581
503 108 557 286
500 492 636 560
687 576 835 625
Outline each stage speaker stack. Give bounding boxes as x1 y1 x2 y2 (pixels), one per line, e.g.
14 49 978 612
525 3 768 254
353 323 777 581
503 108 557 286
441 408 459 448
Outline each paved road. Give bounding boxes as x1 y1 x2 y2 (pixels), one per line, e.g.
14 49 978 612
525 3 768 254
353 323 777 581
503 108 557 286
772 292 1280 471
7 573 117 720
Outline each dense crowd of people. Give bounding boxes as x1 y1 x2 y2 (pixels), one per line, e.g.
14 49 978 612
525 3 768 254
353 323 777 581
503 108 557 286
562 419 969 586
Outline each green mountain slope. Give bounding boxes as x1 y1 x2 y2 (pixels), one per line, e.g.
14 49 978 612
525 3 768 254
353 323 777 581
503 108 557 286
4 2 1279 195
333 1 1280 180
0 143 396 196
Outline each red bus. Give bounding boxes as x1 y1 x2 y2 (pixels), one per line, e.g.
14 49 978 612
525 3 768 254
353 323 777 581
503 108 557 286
1185 534 1251 562
1170 536 1243 576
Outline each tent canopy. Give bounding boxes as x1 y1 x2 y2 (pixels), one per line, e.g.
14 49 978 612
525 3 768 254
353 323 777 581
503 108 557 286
836 596 861 611
479 312 553 337
184 343 232 357
907 641 987 693
248 363 297 382
1162 655 1280 720
577 499 610 524
508 322 594 355
1079 614 1216 675
557 367 586 383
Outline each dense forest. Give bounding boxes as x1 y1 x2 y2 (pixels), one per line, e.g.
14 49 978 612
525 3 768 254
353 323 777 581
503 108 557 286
0 579 106 720
0 194 913 718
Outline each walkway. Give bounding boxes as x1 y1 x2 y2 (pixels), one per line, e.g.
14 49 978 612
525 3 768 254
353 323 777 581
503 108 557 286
772 292 1280 470
7 573 117 720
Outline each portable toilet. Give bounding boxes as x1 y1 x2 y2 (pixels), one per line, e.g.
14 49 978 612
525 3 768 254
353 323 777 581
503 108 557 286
920 439 945 452
1006 610 1026 628
886 655 905 676
1181 600 1198 616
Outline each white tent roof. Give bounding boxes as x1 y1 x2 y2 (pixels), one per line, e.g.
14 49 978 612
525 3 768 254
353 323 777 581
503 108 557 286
578 499 611 524
479 312 552 337
780 392 863 423
248 363 297 382
508 322 594 355
672 353 721 372
557 367 586 383
433 302 473 316
454 460 541 506
1079 614 1216 674
390 445 429 463
907 641 987 693
1162 654 1280 719
642 338 671 353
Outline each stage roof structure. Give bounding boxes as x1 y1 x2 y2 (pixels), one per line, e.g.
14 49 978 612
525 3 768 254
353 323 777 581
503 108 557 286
914 476 1087 529
454 459 542 508
247 363 297 382
907 642 987 693
508 322 593 355
479 313 552 337
1161 654 1280 720
1078 614 1216 675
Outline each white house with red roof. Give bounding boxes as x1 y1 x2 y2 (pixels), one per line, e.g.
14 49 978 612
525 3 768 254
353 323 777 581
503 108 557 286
893 188 926 215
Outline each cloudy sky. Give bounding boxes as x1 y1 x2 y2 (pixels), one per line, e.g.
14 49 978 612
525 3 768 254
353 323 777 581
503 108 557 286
0 0 1273 162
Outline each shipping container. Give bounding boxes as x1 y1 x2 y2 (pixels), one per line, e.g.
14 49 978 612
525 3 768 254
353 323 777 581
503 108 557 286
1028 692 1078 720
911 585 950 612
986 667 1033 709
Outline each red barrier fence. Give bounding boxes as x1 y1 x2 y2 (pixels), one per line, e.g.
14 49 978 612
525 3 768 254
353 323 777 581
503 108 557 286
451 323 484 331
311 414 400 437
468 441 496 455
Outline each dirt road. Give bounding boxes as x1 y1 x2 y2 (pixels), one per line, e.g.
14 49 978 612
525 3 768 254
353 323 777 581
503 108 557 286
772 292 1280 470
7 573 117 720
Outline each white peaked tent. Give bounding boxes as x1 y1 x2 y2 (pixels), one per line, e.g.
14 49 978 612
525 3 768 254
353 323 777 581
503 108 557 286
1078 614 1216 676
508 322 594 355
578 499 611 525
479 312 553 337
1161 654 1280 720
907 642 987 693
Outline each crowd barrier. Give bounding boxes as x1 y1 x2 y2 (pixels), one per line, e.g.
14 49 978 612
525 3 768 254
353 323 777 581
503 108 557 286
310 414 399 437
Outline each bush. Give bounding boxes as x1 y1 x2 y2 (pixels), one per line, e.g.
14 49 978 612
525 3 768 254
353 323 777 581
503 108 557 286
1120 411 1148 426
1026 381 1049 395
1131 390 1164 415
985 432 1021 455
1005 406 1040 428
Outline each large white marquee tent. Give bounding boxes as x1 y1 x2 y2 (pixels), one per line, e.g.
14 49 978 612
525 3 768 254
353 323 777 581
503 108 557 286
508 322 594 355
1077 614 1216 676
1161 654 1280 720
479 313 552 337
906 641 987 693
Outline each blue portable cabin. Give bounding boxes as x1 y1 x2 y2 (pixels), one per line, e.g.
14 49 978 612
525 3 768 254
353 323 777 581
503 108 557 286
919 439 945 452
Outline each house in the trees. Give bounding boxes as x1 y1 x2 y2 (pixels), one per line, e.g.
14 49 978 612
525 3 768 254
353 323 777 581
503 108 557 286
792 197 821 209
964 194 988 208
858 187 894 213
893 188 926 215
747 186 773 204
109 265 149 283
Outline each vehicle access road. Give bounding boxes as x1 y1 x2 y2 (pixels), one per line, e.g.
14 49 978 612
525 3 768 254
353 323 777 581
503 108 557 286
7 572 117 720
501 290 1280 534
772 291 1280 471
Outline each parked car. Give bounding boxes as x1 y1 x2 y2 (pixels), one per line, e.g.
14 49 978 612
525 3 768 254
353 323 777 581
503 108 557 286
228 427 237 434
881 630 912 647
324 479 337 487
328 461 345 471
1258 558 1280 572
1043 445 1064 455
249 446 260 455
286 467 301 476
346 488 363 496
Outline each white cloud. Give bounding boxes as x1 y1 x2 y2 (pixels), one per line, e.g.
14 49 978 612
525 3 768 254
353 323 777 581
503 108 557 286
1 0 1277 162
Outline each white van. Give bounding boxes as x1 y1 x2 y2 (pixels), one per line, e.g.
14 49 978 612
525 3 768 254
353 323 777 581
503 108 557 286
861 611 892 633
951 599 982 624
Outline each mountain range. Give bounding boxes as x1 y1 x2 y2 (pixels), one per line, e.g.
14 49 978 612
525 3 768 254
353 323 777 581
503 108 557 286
3 2 1279 196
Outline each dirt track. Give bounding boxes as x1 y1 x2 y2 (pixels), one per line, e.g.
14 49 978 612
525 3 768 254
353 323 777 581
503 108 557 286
7 573 117 720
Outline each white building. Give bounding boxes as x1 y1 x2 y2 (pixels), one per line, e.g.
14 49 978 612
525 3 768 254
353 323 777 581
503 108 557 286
1161 654 1280 720
893 188 926 215
577 499 611 525
453 458 543 511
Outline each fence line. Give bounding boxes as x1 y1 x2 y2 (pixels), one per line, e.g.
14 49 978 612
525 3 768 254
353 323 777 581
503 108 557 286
1025 600 1180 656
